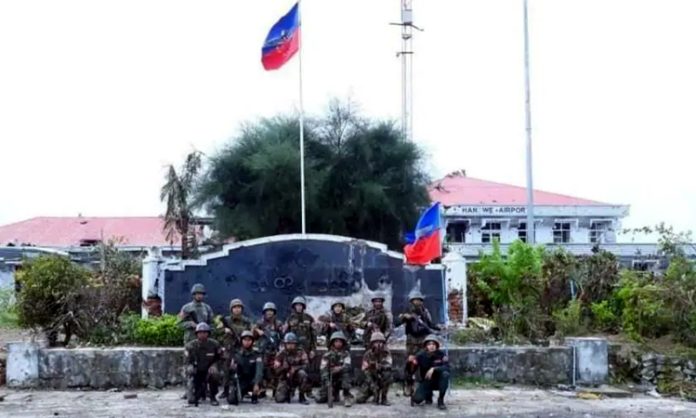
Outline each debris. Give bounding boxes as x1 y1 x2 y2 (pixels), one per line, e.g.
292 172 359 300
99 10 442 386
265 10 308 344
577 392 601 400
0 394 5 402
123 393 137 399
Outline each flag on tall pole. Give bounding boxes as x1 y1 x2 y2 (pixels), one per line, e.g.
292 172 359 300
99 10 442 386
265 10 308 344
261 2 306 235
261 3 300 70
404 202 442 265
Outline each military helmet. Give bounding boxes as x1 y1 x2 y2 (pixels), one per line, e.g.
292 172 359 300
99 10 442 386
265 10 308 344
329 331 347 344
263 302 277 313
190 283 206 295
423 334 440 348
284 332 298 344
371 293 386 303
195 323 211 333
408 289 425 302
240 330 254 340
229 298 244 309
331 301 345 309
370 332 386 344
291 296 307 308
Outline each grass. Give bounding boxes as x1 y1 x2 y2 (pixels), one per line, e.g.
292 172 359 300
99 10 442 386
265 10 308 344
451 375 505 389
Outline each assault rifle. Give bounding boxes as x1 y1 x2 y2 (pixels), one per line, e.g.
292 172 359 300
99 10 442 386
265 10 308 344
192 369 206 407
328 363 333 409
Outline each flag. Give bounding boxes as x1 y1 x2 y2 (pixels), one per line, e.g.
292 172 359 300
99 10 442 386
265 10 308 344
404 202 442 265
261 3 300 70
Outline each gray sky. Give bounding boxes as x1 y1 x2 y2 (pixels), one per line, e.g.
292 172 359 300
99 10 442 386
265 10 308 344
1 0 695 240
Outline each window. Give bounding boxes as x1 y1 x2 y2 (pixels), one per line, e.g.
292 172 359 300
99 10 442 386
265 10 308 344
481 222 501 243
632 260 658 272
553 222 571 243
518 222 528 242
590 221 611 244
446 221 468 243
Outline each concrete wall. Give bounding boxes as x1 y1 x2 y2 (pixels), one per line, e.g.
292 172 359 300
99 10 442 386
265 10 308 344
7 343 579 389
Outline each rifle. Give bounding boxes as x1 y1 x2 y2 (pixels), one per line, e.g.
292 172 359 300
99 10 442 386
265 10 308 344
192 369 206 407
328 362 333 409
234 372 242 404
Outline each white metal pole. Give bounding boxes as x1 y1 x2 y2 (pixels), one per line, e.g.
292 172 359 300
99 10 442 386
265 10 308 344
298 0 307 235
523 0 535 244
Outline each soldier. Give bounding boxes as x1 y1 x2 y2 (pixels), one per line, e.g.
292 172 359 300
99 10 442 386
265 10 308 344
178 283 214 343
360 293 393 346
284 296 316 358
184 323 222 406
228 330 263 405
411 334 450 410
220 298 252 398
319 301 355 344
316 331 354 407
396 289 441 396
273 332 312 404
254 301 283 398
356 332 393 406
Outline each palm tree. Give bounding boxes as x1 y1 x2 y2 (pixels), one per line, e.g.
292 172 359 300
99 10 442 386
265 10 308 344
160 151 202 259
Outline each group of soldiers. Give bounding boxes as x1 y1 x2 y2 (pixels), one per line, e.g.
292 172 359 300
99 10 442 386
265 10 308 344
178 283 450 410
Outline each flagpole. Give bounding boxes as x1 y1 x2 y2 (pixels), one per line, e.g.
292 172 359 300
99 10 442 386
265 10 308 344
523 0 535 244
298 0 307 235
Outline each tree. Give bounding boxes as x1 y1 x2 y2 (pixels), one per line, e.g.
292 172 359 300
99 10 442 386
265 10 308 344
196 102 430 250
161 151 202 259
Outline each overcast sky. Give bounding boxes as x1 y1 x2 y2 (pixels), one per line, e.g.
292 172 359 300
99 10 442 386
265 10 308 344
1 0 694 241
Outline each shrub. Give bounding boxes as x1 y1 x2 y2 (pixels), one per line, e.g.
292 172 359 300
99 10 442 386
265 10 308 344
16 255 90 346
615 270 671 341
591 300 620 332
131 314 183 346
452 327 492 345
552 299 585 337
0 287 18 328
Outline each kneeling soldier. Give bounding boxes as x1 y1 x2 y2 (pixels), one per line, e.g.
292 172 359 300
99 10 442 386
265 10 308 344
228 330 263 405
357 332 392 405
273 332 311 404
412 334 450 410
317 331 354 407
185 323 222 406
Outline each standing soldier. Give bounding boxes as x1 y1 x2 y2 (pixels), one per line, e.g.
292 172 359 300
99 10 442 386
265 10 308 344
273 332 312 404
319 301 355 344
360 293 393 345
254 301 283 398
228 330 263 405
316 331 354 407
284 296 316 358
396 289 441 396
356 332 392 406
411 334 450 410
178 283 214 343
184 323 222 406
220 298 252 398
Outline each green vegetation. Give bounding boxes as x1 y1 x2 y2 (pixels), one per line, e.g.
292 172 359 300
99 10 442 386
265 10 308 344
0 287 18 328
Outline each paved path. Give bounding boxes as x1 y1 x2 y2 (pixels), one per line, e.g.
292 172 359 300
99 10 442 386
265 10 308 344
1 387 695 417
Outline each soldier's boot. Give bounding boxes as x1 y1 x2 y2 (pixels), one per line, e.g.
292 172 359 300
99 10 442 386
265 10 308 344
221 384 229 399
298 392 310 405
210 397 220 406
425 395 433 405
403 380 414 397
437 395 446 410
380 389 391 406
251 394 258 404
355 389 370 404
343 390 353 408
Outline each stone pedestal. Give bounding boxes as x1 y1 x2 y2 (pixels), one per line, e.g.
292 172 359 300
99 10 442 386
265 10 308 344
566 337 608 386
442 251 467 325
6 342 39 388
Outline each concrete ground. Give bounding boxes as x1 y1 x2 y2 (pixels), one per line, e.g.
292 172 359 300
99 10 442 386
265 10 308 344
1 387 695 417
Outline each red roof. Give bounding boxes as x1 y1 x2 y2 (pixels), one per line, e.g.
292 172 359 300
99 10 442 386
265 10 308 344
0 217 182 248
429 173 607 206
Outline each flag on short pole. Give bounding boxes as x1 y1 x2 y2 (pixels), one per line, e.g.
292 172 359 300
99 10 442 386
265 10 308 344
404 202 443 265
261 2 301 70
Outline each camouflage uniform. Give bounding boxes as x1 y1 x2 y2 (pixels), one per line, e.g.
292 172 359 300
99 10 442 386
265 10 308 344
396 290 440 396
177 284 214 344
254 302 283 394
227 331 263 405
361 294 393 345
356 332 393 405
274 333 311 404
284 297 316 353
220 299 252 396
319 302 355 343
317 331 354 407
184 323 222 405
